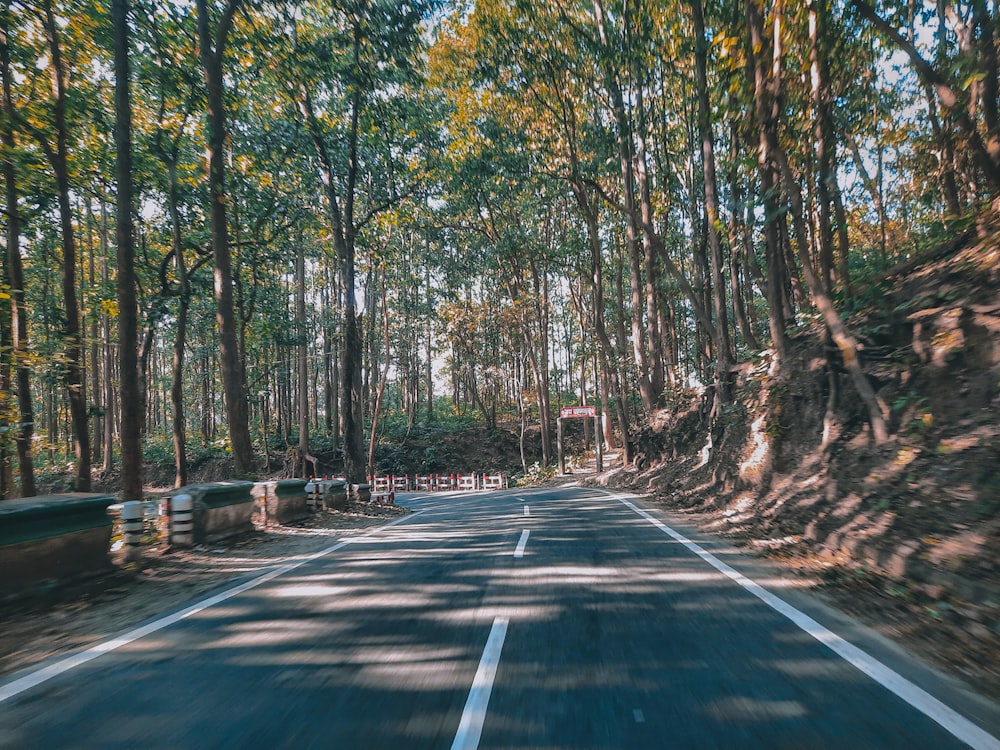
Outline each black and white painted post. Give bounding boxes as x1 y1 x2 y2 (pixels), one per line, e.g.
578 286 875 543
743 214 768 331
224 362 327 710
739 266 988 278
121 501 143 546
170 493 194 547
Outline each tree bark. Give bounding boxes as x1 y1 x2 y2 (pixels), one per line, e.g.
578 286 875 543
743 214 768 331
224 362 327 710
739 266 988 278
779 147 889 443
100 215 115 474
844 130 889 259
367 268 390 476
84 201 100 468
299 79 365 482
41 0 90 490
296 233 311 478
196 0 254 474
633 91 666 405
809 0 837 296
691 0 735 409
425 260 434 422
113 0 143 501
591 0 663 413
574 183 632 463
167 158 189 488
0 4 35 496
726 119 762 352
746 0 788 363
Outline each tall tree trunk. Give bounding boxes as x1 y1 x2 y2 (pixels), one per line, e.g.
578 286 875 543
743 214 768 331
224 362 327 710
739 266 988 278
633 90 666 405
101 226 115 475
425 261 434 422
114 0 142 501
973 0 1000 156
299 45 365 482
0 5 35 497
296 235 311 478
41 0 90 490
691 0 734 410
726 120 762 352
576 186 631 463
753 0 889 444
592 0 660 413
196 0 254 474
320 263 335 434
367 268 390 476
809 0 838 296
167 158 189 488
85 201 101 467
531 256 552 462
746 0 788 363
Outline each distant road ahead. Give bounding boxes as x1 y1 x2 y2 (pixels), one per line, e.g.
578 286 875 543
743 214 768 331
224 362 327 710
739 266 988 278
1 487 998 749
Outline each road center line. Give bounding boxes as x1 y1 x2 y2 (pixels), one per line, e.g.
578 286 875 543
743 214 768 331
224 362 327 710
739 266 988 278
451 616 509 750
611 492 1000 750
523 505 530 518
0 510 422 705
513 529 530 558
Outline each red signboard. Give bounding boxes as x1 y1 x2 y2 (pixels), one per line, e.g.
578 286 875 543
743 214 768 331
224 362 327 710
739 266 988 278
560 405 596 419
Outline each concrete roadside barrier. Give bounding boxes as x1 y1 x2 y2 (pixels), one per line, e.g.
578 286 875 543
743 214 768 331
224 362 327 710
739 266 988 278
0 493 118 596
252 480 309 526
168 482 254 545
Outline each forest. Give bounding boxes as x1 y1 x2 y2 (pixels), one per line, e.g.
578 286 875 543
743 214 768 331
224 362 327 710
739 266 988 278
0 0 997 501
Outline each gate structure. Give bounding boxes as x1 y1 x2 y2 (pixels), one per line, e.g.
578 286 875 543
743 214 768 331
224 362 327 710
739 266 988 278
556 405 603 475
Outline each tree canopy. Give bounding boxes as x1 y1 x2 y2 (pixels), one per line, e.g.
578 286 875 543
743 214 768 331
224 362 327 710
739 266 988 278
0 0 993 497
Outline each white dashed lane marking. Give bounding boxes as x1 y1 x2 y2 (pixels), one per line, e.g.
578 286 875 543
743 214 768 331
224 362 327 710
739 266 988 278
513 529 530 559
451 616 509 750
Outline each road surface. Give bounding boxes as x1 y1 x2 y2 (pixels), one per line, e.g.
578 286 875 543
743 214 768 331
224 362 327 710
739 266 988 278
1 486 998 749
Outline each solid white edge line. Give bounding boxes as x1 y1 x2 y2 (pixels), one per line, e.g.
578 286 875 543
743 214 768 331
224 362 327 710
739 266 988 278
513 529 530 558
610 492 1000 750
0 510 423 705
451 616 509 750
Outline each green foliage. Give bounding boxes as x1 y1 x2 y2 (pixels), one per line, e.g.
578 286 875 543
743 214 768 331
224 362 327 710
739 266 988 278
374 404 481 444
891 390 926 414
0 0 991 500
142 434 230 469
890 390 933 435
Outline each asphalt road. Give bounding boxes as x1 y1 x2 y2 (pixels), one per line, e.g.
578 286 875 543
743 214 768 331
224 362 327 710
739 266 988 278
1 486 998 749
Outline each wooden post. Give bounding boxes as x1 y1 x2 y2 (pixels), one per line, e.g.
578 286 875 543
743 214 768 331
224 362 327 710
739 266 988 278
595 414 603 472
557 417 565 475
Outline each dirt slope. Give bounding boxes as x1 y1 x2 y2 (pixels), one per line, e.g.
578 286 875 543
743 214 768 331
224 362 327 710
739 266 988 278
600 220 1000 694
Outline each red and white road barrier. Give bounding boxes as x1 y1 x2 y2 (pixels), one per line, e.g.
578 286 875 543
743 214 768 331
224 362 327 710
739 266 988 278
366 471 505 493
482 473 506 490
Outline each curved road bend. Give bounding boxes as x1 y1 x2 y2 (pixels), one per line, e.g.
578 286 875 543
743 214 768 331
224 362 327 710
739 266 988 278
1 487 998 749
